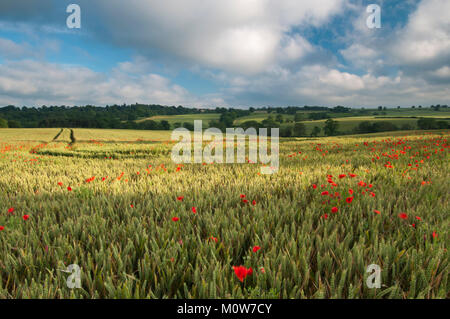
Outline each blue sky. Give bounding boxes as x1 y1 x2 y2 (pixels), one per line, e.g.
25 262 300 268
0 0 448 108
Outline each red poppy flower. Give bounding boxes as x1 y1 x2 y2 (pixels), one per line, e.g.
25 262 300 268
399 213 407 219
67 186 72 191
8 207 14 214
23 214 30 221
373 210 381 215
177 196 184 201
339 174 346 179
323 214 328 219
232 265 253 282
57 182 63 186
349 173 357 178
240 194 246 198
191 207 197 214
312 184 317 189
349 189 354 195
85 176 95 183
130 204 134 208
252 246 261 253
415 216 421 221
260 267 265 274
252 200 256 206
321 191 329 196
208 236 218 243
172 217 179 222
432 231 437 239
346 197 354 203
0 226 4 231
331 207 338 213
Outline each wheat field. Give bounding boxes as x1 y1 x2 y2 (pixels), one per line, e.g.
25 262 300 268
0 128 448 298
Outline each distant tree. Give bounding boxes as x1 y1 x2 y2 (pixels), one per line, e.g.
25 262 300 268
397 106 401 109
294 113 303 122
160 120 171 130
378 106 383 111
400 123 414 131
8 120 21 128
356 121 398 133
333 106 350 113
220 113 235 127
276 114 284 123
324 119 338 136
293 122 306 136
0 117 8 128
356 121 373 133
182 122 194 131
261 116 278 129
309 112 329 120
311 126 321 137
417 118 437 130
280 125 293 137
208 120 226 132
285 107 298 115
241 120 261 130
436 121 449 129
372 121 398 132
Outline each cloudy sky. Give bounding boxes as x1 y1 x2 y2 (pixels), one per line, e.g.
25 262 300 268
0 0 449 108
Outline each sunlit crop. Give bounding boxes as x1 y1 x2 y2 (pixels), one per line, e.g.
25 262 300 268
0 128 448 298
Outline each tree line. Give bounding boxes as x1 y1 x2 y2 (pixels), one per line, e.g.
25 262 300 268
0 104 448 137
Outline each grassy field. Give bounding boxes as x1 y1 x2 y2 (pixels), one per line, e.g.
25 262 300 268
136 109 450 137
301 117 421 135
234 112 295 124
137 113 221 125
236 115 449 136
0 128 448 298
